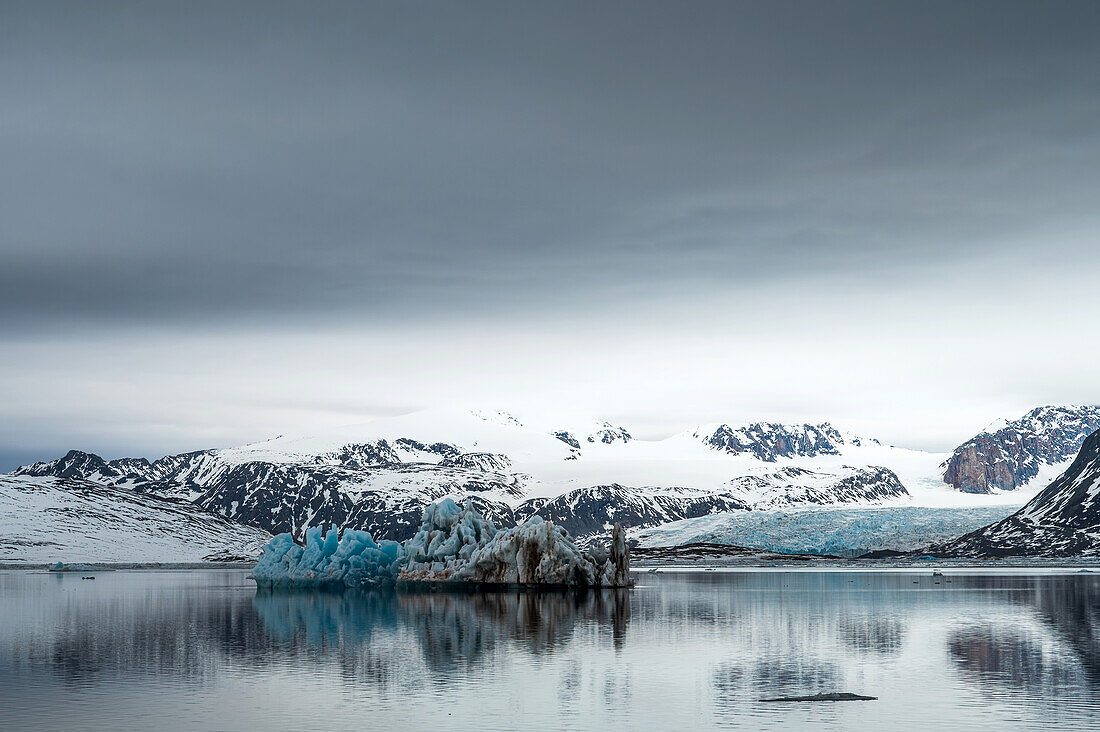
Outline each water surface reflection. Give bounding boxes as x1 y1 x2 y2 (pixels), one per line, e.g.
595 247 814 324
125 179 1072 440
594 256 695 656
1 569 1099 731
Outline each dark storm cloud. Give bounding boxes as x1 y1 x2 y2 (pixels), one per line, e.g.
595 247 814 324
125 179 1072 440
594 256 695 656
2 0 1100 328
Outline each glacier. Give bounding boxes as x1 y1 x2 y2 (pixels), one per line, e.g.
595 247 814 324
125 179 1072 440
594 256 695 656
634 505 1019 557
253 498 631 588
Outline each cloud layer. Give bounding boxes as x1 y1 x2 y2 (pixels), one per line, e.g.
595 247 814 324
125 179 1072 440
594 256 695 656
3 1 1100 466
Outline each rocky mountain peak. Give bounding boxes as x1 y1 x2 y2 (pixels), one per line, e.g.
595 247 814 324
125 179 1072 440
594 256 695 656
587 422 632 445
932 428 1100 557
941 405 1100 493
15 449 112 479
699 422 860 461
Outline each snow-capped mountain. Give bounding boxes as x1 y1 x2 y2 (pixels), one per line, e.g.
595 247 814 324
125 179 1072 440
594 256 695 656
15 445 524 542
940 405 1100 493
0 475 272 563
695 422 875 461
725 465 906 509
517 464 908 544
12 409 937 544
932 428 1100 557
553 421 632 449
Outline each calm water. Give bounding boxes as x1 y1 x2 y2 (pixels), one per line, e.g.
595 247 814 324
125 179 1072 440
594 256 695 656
1 569 1099 731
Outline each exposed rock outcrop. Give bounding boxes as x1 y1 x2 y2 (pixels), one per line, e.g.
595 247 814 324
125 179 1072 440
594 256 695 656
698 422 875 461
931 428 1100 557
941 405 1100 493
517 484 751 540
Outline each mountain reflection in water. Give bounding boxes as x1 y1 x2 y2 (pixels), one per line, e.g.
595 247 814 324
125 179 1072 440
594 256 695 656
1 569 1099 731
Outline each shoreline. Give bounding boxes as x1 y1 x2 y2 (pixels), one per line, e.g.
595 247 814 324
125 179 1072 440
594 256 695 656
3 559 1100 572
0 561 258 571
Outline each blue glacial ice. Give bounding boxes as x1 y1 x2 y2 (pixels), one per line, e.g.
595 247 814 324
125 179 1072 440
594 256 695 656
252 525 404 589
636 505 1019 557
399 498 499 581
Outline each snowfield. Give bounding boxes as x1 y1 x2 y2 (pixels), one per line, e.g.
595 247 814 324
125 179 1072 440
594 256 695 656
0 475 272 563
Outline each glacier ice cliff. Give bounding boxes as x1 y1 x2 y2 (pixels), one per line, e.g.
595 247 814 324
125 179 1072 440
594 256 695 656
253 498 631 589
634 505 1018 557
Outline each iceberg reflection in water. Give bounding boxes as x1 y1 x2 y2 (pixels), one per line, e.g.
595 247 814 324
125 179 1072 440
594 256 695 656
253 586 631 669
2 570 1100 730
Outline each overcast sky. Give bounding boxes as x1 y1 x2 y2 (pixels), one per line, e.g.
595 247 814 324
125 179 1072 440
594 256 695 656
3 1 1100 469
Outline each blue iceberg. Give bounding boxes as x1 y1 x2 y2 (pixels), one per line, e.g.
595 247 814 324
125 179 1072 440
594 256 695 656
400 498 499 581
252 525 404 589
252 498 631 589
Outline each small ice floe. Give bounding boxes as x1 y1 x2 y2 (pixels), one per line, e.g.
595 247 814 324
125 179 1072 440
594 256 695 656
761 693 876 702
48 562 111 573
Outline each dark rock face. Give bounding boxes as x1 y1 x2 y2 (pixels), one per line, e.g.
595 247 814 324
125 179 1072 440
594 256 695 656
729 466 908 508
941 405 1100 493
321 441 400 468
552 431 581 449
822 467 907 503
393 438 461 460
931 428 1100 557
587 424 632 444
701 423 869 461
521 484 752 540
441 452 512 472
631 542 837 562
18 450 117 480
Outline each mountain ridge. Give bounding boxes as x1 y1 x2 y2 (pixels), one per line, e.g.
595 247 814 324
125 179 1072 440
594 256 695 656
941 405 1100 494
11 410 929 543
932 427 1100 557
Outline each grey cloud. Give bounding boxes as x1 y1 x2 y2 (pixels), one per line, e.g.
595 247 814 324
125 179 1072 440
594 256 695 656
3 1 1100 330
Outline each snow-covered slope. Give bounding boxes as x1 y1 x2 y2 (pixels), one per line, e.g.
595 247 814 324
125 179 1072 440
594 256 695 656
10 407 1048 547
932 428 1100 557
0 475 272 563
940 405 1100 493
